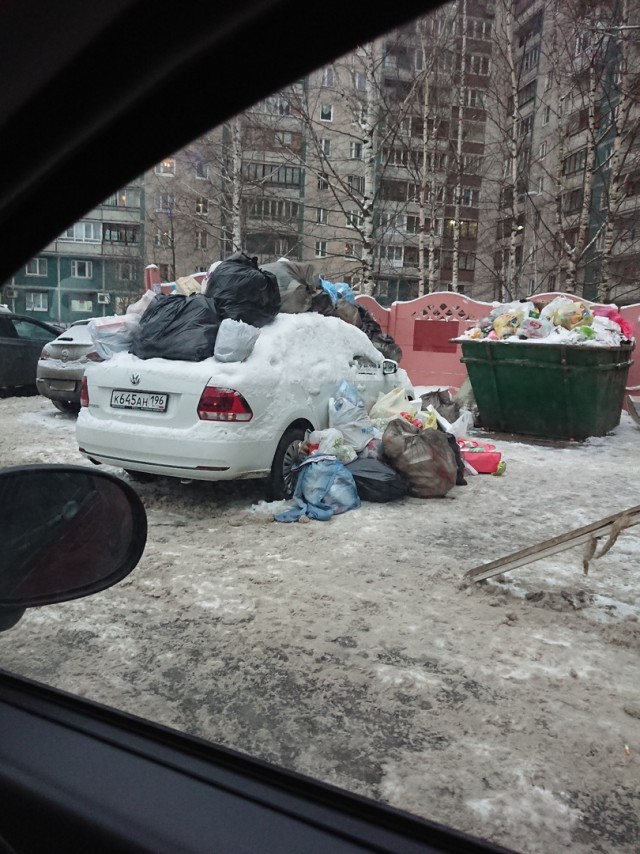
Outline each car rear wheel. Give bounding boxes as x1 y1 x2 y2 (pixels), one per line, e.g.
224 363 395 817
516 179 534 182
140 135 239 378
124 469 159 484
52 400 80 415
268 427 306 500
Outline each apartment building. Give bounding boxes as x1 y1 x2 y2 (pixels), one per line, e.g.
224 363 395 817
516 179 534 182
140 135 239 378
6 3 637 319
143 1 498 305
2 183 145 324
486 0 640 304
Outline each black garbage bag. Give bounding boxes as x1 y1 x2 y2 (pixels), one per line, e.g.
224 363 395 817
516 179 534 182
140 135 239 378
382 418 457 498
130 293 220 361
205 251 281 327
261 259 321 313
346 458 410 502
356 305 403 362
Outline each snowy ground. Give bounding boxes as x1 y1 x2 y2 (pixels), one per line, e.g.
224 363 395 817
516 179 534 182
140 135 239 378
1 393 639 853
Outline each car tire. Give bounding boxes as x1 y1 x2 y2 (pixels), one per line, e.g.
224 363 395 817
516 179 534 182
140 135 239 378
124 469 159 484
268 427 306 500
53 400 81 415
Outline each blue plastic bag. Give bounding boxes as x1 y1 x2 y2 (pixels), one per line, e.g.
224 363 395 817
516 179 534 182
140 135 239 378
320 279 339 306
275 454 361 522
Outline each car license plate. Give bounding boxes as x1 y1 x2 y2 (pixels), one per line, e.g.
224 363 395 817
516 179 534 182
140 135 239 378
111 390 168 412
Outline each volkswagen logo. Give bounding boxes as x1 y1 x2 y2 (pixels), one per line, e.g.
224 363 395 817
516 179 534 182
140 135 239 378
130 373 141 386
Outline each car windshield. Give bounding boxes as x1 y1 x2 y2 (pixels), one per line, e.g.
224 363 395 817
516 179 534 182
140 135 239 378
1 2 640 852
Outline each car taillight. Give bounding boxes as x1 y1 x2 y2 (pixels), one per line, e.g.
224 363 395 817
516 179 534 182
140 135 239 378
39 347 50 359
80 376 89 407
197 387 253 422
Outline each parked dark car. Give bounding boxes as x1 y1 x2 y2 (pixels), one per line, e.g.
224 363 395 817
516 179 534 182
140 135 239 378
0 307 62 395
37 319 94 414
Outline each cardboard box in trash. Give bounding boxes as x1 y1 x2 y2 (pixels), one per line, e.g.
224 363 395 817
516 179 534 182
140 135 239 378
457 439 502 474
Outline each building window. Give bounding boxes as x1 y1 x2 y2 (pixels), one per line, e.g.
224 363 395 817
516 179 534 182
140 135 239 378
316 207 328 224
322 67 334 87
380 245 404 266
346 210 364 228
154 228 172 247
562 188 584 213
538 141 547 159
464 89 485 108
195 229 208 250
103 224 139 244
155 193 174 212
347 174 365 195
276 131 292 146
25 291 48 312
563 148 587 175
518 81 536 107
116 262 135 281
345 242 361 258
159 263 174 282
59 221 102 243
443 219 479 239
320 138 331 156
522 46 540 72
70 299 93 313
320 104 333 121
549 275 556 289
350 141 363 160
195 196 209 215
542 104 551 126
71 260 93 279
537 176 545 194
246 198 299 220
26 258 48 276
381 212 405 232
243 162 302 186
155 158 176 176
317 172 329 190
353 71 366 90
544 72 552 91
519 114 534 137
468 54 491 76
195 160 209 179
103 188 141 208
459 252 476 270
315 240 328 258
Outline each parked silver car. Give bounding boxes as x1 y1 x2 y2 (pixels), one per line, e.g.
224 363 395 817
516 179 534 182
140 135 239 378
37 319 94 414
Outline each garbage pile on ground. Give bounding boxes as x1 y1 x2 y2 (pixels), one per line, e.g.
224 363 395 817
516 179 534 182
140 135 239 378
273 381 497 523
458 297 635 347
88 252 402 365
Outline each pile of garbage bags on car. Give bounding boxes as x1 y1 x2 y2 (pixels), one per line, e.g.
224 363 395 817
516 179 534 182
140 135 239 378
273 380 485 523
458 297 635 347
87 251 402 365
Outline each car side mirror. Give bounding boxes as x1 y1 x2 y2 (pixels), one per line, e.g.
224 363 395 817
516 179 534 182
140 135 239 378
0 465 147 630
382 359 398 375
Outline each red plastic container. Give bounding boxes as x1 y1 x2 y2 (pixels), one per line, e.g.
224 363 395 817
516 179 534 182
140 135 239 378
458 440 502 474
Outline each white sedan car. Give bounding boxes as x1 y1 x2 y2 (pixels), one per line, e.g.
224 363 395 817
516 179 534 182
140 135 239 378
76 312 412 497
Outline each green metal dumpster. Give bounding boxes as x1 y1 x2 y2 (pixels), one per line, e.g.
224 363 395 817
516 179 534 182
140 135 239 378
459 340 634 441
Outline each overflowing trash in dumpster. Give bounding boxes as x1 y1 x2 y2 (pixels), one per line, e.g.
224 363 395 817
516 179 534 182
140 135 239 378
458 296 635 346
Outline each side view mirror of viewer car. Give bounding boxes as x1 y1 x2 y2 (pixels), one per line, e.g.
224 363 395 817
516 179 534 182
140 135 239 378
382 359 398 374
0 465 147 631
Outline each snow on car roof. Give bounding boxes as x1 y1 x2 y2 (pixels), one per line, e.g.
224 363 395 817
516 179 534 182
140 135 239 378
104 312 409 395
